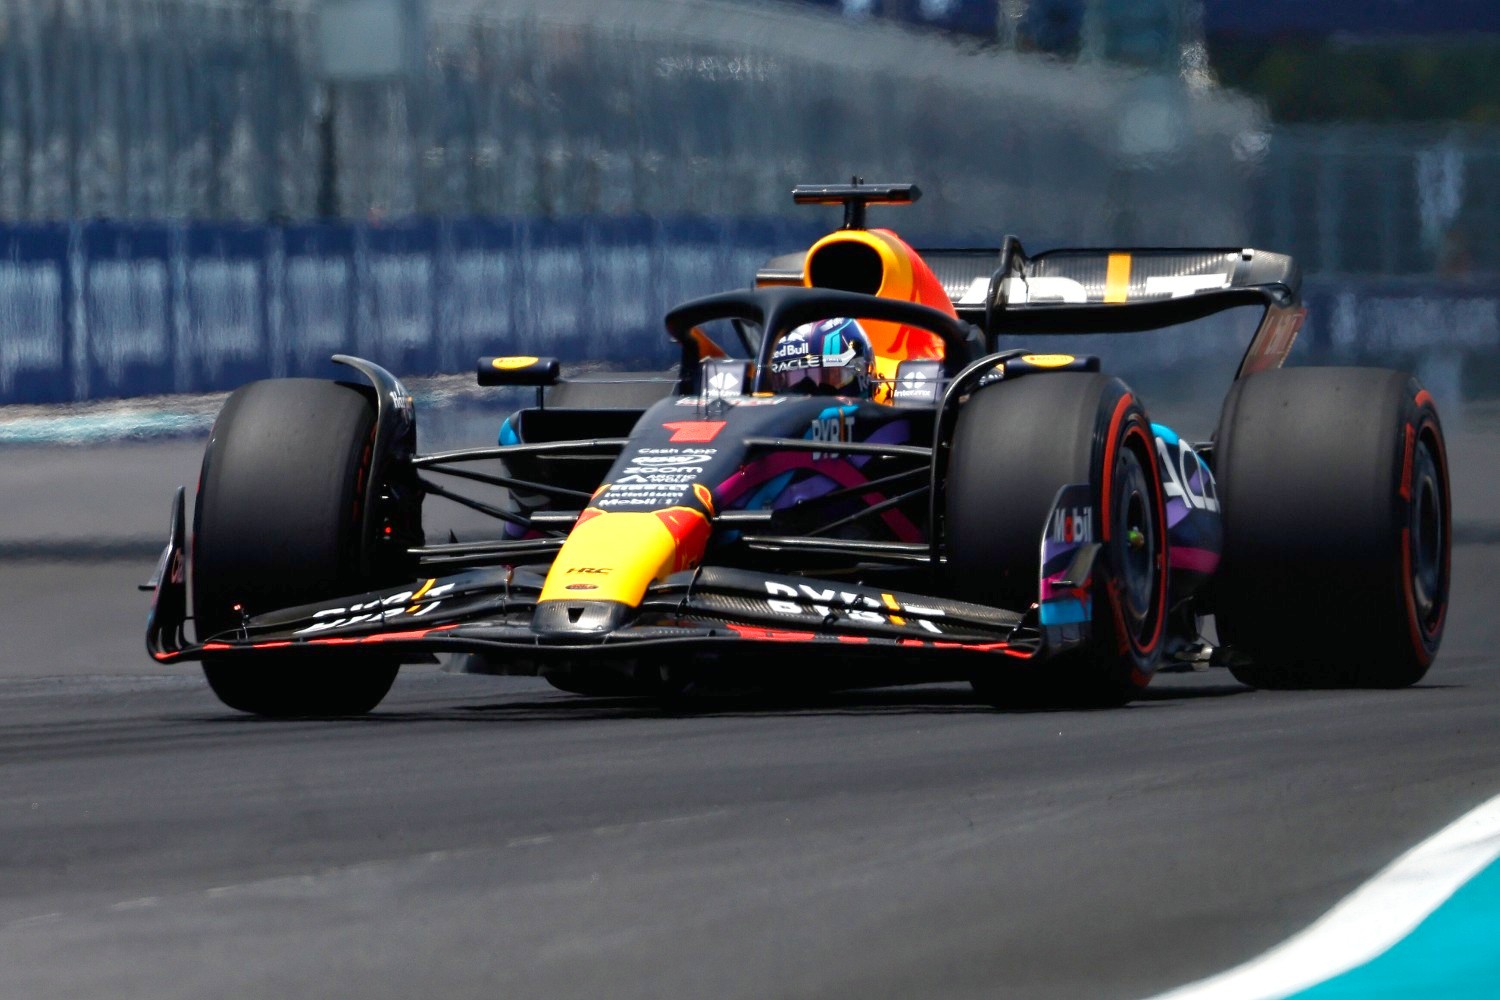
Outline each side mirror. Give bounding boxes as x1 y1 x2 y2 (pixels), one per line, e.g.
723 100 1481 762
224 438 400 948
892 359 943 406
701 359 753 398
477 355 561 387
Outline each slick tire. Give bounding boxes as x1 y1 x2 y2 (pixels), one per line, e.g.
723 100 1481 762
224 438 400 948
947 373 1169 708
193 379 408 716
1213 367 1449 689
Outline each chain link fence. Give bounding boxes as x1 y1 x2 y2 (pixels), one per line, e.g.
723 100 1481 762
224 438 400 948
0 0 1259 245
0 1 318 220
1250 124 1500 279
2 1 1497 276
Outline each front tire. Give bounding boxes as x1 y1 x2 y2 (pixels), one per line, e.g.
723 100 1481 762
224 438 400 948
947 373 1169 708
1213 367 1449 688
193 379 415 716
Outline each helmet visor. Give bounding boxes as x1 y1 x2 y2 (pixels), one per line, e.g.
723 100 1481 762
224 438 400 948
769 324 869 395
772 358 865 394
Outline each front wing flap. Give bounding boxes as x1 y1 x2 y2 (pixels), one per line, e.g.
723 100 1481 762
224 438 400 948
149 560 1055 669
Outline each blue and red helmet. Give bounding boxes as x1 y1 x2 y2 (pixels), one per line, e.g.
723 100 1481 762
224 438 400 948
767 317 873 397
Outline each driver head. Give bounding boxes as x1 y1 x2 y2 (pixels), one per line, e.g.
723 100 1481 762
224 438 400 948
767 317 873 397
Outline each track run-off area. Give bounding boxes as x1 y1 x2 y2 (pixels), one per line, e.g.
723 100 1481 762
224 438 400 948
3 398 1499 999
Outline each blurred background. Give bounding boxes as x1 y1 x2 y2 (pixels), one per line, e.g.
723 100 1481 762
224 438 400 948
0 0 1495 414
4 0 1500 670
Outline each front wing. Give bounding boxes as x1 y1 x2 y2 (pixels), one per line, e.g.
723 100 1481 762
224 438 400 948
147 498 1054 673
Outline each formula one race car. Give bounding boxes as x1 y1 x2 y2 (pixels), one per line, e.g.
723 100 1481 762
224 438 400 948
145 183 1451 715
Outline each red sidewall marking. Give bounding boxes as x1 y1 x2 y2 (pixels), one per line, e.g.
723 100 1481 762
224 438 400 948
1401 410 1450 665
1100 405 1168 666
1399 526 1426 665
1099 393 1134 540
1399 423 1415 501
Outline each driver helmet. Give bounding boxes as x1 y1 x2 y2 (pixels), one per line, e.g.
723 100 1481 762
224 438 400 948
767 317 873 397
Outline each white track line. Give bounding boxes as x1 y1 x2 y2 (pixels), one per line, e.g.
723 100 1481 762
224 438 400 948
1147 791 1500 1000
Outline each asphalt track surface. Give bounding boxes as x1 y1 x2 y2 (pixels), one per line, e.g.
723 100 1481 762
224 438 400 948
3 407 1500 999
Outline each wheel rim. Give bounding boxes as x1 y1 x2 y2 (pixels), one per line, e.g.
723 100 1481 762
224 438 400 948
1112 444 1159 635
1409 438 1444 623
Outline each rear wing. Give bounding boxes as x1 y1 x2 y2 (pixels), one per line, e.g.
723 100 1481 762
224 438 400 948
757 241 1306 380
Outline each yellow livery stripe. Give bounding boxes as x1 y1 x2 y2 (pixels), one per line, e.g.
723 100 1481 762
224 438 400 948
1104 253 1132 304
538 512 679 607
881 592 906 626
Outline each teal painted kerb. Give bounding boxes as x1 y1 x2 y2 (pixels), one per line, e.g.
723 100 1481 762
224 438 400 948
1289 858 1500 998
0 409 214 445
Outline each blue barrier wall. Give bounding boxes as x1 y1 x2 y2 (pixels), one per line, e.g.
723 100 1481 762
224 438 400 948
1300 281 1500 362
2 217 1497 406
0 217 825 405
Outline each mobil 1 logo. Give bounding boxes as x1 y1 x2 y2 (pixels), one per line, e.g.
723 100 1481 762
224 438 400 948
1044 483 1094 552
1051 504 1092 544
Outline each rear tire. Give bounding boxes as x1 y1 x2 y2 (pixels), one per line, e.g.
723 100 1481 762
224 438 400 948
1213 367 1449 688
194 379 415 716
947 373 1169 708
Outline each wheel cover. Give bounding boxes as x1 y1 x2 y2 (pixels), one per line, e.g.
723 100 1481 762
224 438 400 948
1409 436 1445 626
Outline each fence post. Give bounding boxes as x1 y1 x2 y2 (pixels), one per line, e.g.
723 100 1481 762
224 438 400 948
67 220 87 401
